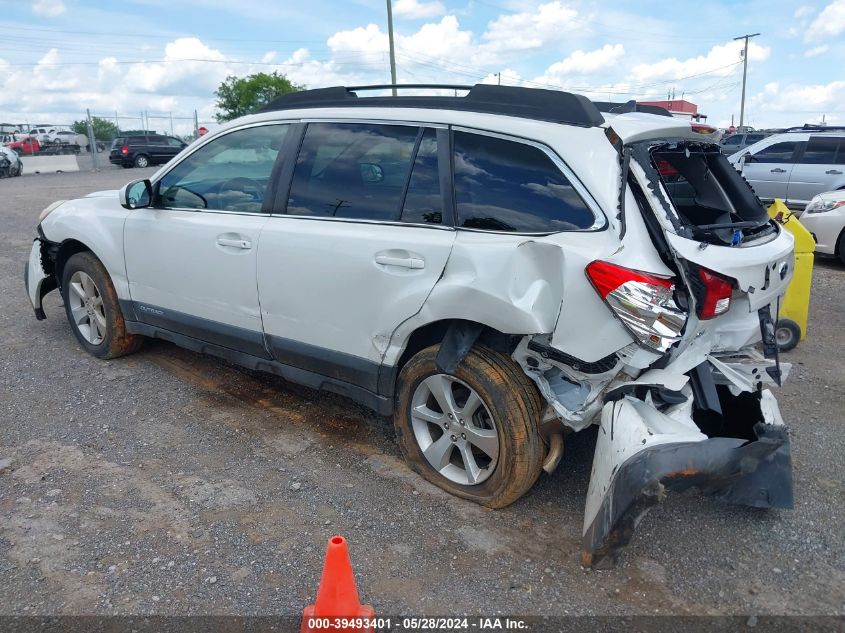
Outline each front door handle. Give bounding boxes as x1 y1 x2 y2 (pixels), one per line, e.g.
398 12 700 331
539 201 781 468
374 254 424 269
770 168 787 173
216 237 252 249
826 169 843 175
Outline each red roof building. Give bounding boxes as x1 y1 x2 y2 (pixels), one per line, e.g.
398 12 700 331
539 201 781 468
637 99 707 121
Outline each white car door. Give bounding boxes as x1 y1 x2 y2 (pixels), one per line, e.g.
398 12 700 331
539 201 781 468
124 123 291 357
786 136 845 207
257 122 455 392
740 139 800 201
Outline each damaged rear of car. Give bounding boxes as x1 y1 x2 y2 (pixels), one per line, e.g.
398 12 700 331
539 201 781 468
515 114 795 567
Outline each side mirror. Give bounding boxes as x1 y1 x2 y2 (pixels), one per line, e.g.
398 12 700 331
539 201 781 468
119 179 153 210
360 162 384 184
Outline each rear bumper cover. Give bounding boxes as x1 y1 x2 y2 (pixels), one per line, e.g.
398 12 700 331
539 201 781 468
582 415 792 568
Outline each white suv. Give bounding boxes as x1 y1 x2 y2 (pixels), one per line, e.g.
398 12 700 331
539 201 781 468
25 84 795 566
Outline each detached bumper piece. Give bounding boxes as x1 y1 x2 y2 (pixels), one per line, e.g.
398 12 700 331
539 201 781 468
582 419 792 567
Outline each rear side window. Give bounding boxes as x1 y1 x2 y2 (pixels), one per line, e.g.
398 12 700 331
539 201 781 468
453 131 595 233
745 134 765 144
401 129 442 225
800 137 841 164
287 123 418 220
750 141 798 164
722 135 742 146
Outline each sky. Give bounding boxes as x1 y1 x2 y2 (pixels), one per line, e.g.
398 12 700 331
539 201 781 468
0 0 842 135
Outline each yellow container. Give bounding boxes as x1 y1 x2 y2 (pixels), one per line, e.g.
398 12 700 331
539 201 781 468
768 199 814 350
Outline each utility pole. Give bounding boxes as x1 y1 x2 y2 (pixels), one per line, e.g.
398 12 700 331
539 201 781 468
497 72 501 85
386 0 397 95
86 108 98 170
734 32 760 132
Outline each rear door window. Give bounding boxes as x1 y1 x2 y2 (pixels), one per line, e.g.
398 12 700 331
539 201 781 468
287 122 418 221
750 141 798 164
452 131 596 232
799 137 841 164
401 129 442 225
722 135 742 147
745 134 765 144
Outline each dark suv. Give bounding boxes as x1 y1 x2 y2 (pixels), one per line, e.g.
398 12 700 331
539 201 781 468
109 135 187 168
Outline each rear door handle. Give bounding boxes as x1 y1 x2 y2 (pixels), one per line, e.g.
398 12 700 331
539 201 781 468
770 168 787 173
216 237 252 249
825 169 843 175
374 254 424 269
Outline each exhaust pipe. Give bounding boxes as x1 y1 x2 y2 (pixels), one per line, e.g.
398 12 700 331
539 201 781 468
542 429 564 474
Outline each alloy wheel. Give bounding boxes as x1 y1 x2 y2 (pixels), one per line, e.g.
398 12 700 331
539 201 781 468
67 271 106 345
410 374 499 486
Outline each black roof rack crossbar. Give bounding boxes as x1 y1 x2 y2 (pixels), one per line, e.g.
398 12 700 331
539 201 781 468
346 84 473 92
259 83 606 128
784 124 845 132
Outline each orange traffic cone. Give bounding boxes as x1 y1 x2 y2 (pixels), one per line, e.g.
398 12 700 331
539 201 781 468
301 536 375 633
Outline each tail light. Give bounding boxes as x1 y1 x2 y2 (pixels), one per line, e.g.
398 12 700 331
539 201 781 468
696 267 733 320
121 145 129 155
691 123 717 136
655 158 679 178
586 261 687 353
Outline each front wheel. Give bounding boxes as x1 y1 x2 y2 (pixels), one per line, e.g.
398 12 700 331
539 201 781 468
61 252 143 359
394 344 545 508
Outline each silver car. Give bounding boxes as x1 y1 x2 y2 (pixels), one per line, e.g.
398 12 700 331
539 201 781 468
729 128 845 209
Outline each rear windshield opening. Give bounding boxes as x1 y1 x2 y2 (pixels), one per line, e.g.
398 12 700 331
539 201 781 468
651 142 773 245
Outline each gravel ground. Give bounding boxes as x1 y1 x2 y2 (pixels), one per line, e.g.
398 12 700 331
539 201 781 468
1 166 844 620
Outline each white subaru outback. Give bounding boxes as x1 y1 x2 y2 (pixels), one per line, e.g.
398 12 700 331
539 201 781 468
25 85 795 566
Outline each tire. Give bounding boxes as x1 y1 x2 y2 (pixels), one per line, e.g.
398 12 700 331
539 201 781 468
61 252 143 360
838 229 845 266
775 319 801 352
133 154 150 168
394 344 545 508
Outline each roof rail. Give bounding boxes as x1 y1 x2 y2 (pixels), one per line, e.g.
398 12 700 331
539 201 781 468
784 124 845 133
259 83 606 128
592 100 673 118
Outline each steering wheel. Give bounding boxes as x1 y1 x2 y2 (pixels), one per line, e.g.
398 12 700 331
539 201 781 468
217 177 264 202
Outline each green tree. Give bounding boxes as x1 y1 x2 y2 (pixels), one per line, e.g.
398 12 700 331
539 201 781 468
214 72 303 122
71 116 120 141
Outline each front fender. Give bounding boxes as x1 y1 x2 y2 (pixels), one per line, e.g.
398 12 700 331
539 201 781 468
39 193 131 300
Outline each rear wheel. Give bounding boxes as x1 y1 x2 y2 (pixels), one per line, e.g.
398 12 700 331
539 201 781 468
61 252 143 359
394 344 545 508
133 154 150 168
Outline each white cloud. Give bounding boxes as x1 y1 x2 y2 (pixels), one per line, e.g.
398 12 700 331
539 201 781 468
32 0 66 17
748 80 845 124
807 0 845 40
482 1 582 53
392 0 446 19
794 5 814 18
805 45 829 57
631 40 769 83
327 23 388 54
534 44 625 83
